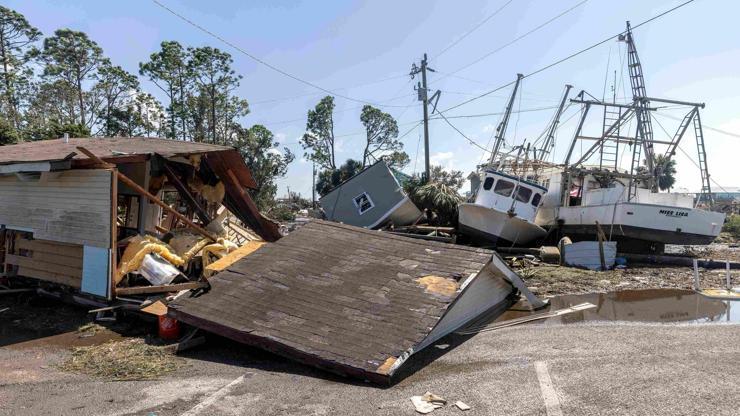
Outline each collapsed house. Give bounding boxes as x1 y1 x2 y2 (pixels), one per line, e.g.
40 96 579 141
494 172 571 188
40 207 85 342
319 160 422 229
0 137 278 301
169 220 517 383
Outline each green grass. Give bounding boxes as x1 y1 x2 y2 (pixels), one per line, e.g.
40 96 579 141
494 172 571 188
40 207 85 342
722 215 740 239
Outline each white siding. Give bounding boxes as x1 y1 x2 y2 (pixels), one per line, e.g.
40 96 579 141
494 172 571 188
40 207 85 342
0 169 112 247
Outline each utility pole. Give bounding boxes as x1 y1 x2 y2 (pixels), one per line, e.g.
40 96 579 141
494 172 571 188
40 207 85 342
410 54 435 183
311 161 316 208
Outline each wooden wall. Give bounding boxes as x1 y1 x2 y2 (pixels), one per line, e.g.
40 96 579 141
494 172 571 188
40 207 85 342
6 237 84 288
0 169 112 248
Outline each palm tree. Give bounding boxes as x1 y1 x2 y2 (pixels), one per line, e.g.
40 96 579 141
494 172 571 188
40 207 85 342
655 155 677 191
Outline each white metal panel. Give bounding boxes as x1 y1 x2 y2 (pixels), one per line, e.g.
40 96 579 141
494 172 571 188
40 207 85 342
0 169 112 247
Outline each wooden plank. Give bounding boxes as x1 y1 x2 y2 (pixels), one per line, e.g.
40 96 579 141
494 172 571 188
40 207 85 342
27 251 82 269
115 282 207 295
6 254 82 277
205 241 267 275
163 162 212 225
15 238 83 258
17 266 80 288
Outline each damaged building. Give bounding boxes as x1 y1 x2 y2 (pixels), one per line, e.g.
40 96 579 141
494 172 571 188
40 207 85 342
0 137 278 301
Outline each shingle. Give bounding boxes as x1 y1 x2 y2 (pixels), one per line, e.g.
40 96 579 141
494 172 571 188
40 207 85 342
169 220 499 383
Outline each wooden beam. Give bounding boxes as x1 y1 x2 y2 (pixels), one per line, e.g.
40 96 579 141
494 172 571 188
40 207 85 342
114 281 208 295
76 147 217 242
162 162 212 225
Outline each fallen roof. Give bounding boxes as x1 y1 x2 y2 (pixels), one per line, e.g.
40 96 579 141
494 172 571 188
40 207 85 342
169 220 513 383
0 137 231 165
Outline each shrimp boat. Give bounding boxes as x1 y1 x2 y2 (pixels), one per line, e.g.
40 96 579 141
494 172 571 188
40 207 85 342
534 22 725 253
459 74 558 246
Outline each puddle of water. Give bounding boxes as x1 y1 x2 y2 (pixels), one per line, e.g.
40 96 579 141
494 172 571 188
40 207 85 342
498 289 739 325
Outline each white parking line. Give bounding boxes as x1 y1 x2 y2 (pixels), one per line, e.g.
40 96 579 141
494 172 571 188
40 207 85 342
534 361 563 416
180 374 247 416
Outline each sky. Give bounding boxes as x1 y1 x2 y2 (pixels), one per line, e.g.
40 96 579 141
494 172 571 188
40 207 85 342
7 0 739 197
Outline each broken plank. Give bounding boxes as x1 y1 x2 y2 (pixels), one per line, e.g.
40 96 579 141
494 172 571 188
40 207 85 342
115 281 208 295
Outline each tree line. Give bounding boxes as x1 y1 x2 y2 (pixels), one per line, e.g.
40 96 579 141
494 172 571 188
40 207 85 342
0 6 291 209
0 6 464 213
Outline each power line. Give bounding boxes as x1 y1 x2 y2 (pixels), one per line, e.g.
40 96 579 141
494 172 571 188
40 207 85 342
435 112 491 153
655 112 740 139
150 0 410 108
442 0 590 80
250 73 409 105
439 0 696 115
432 0 515 60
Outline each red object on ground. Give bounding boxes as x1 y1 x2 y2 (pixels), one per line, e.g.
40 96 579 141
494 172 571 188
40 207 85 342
158 315 180 340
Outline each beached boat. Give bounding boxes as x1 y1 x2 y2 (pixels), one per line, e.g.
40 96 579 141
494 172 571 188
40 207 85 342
534 22 725 252
459 170 547 246
458 74 554 247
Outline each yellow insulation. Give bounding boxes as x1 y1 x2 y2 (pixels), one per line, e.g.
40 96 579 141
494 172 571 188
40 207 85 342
116 235 185 284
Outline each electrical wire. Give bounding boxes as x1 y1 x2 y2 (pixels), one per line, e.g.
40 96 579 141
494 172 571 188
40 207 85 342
438 0 696 115
439 0 590 81
435 112 491 153
432 0 515 60
150 0 411 108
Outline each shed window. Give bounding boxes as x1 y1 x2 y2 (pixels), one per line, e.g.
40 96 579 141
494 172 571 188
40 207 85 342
493 179 515 197
353 192 375 215
483 177 494 191
531 193 542 207
514 186 532 203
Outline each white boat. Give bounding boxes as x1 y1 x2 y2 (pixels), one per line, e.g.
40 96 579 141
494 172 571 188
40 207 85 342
536 171 725 250
459 169 547 246
534 22 725 252
458 74 556 247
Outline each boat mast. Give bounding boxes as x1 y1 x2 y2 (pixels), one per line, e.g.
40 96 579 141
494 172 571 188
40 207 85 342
488 73 524 166
537 84 573 162
619 21 657 193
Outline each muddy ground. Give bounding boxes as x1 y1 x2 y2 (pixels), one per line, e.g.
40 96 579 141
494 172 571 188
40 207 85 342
513 243 740 297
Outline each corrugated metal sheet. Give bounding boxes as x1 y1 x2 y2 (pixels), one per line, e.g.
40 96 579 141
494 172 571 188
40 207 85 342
169 220 508 383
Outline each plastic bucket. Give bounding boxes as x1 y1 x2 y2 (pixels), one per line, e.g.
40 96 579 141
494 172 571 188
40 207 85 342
158 315 180 340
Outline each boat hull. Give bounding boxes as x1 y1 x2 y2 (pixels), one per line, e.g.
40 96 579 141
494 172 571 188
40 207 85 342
538 202 725 247
458 203 547 246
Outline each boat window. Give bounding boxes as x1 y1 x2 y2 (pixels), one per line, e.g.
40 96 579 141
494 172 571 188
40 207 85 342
493 179 515 197
514 186 532 203
352 192 375 215
483 177 494 191
531 193 542 207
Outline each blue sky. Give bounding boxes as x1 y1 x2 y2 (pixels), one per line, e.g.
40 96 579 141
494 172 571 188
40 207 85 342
7 0 739 197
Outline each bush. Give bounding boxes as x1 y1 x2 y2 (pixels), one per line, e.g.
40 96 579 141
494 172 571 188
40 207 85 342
723 215 740 239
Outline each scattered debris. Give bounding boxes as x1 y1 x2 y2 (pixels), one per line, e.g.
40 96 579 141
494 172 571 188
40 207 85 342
456 303 596 335
58 338 184 381
411 392 447 414
454 401 471 411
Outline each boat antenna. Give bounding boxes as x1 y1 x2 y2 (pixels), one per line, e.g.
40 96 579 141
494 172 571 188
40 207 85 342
488 73 523 166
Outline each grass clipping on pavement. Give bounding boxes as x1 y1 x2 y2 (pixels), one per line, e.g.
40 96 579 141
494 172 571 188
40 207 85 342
59 338 185 381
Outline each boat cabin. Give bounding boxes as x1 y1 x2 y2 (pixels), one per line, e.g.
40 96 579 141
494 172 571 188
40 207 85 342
472 170 546 222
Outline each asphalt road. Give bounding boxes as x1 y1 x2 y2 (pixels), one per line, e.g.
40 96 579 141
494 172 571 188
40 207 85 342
1 320 739 416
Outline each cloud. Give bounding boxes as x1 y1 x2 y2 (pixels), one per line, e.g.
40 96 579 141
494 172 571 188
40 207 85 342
430 151 456 170
482 123 497 133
